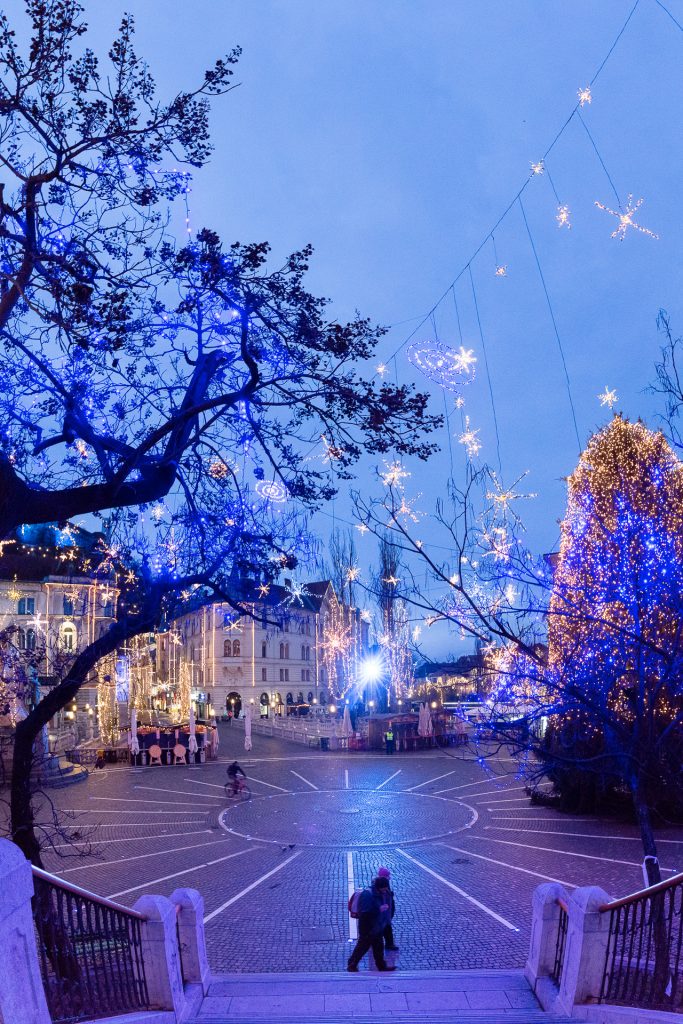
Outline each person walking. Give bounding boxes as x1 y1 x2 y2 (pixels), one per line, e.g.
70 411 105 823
347 877 397 972
377 866 399 951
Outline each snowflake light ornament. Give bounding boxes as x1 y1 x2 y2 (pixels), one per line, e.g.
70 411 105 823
577 85 592 107
598 386 618 410
594 195 658 241
530 161 544 175
495 265 508 277
556 205 571 229
459 417 482 458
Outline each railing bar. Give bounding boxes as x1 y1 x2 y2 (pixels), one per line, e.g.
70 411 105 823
600 908 616 1002
133 916 151 1007
116 914 134 1009
31 865 147 920
54 884 74 1021
98 900 119 1009
83 893 104 1014
600 870 683 911
121 915 141 1009
670 888 683 1005
634 896 649 1004
616 905 630 1002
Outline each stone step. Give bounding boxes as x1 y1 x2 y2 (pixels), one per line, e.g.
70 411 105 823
191 1014 574 1024
39 757 88 788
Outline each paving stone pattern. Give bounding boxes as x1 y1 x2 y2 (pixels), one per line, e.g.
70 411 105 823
41 723 683 974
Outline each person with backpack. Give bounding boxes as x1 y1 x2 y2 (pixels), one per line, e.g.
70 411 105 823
347 876 397 972
377 866 399 951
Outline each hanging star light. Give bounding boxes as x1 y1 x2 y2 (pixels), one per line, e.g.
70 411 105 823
6 575 22 603
495 265 508 277
594 195 659 241
382 575 401 586
74 439 89 459
598 386 618 410
577 85 592 107
486 471 537 524
458 417 482 458
258 582 271 597
150 503 165 523
346 565 360 583
412 625 422 642
360 609 372 623
355 523 369 535
408 341 477 393
376 363 387 378
556 205 571 229
454 396 465 409
530 161 544 175
208 459 230 480
320 435 346 463
170 630 183 646
284 580 310 606
124 569 136 585
381 461 410 487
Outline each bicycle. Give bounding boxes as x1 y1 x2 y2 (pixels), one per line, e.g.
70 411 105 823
224 777 251 801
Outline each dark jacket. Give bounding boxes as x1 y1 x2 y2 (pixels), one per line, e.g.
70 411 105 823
357 885 390 935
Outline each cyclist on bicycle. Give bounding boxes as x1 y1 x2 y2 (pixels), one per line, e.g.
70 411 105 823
227 760 246 796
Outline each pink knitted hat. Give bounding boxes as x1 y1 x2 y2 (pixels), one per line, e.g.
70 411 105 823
377 866 391 878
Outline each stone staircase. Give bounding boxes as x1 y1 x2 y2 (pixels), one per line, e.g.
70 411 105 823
187 970 576 1023
38 755 88 788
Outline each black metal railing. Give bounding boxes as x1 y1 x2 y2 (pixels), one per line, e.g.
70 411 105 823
32 866 153 1023
600 870 683 1013
551 897 569 986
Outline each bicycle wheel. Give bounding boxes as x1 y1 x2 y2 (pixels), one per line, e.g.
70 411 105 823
224 781 237 799
239 784 251 801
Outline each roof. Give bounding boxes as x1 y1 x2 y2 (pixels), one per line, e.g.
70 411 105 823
414 654 482 680
0 523 110 582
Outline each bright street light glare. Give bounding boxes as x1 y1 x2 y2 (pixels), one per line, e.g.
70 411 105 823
359 654 384 684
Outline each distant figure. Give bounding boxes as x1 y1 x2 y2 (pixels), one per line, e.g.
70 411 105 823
347 877 397 972
227 710 233 725
377 866 398 951
226 759 246 795
385 726 395 754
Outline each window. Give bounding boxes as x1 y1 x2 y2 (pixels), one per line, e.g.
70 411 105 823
223 639 231 657
261 641 267 658
17 597 34 616
301 668 306 681
286 692 293 704
59 622 77 652
301 645 305 661
307 691 314 703
261 667 267 681
16 627 25 650
232 639 241 657
284 617 289 632
260 691 269 703
284 668 289 682
26 628 36 652
279 668 284 682
63 596 74 616
102 600 114 617
305 645 310 661
279 642 285 659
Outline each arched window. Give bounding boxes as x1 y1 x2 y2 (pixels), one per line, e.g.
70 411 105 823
279 642 285 659
301 645 305 661
232 639 241 657
306 645 310 661
59 622 77 652
297 691 304 704
286 692 293 705
285 643 289 659
307 691 314 703
16 627 25 650
223 639 231 657
26 628 36 652
260 691 269 703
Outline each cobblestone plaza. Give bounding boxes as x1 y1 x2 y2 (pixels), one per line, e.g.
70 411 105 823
41 724 683 974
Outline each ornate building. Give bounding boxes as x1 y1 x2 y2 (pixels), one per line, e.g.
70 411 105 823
150 579 370 719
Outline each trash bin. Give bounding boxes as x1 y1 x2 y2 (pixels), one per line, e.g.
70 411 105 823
320 737 329 751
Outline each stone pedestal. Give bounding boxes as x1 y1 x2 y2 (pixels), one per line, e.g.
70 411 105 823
0 839 51 1024
559 885 612 1014
133 893 186 1019
170 888 211 994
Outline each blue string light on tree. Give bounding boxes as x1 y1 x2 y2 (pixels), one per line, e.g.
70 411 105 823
408 341 477 394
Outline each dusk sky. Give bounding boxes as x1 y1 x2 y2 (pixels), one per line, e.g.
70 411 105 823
85 1 683 650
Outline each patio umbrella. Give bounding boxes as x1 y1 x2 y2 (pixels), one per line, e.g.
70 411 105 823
129 707 140 756
340 704 353 738
188 705 198 756
418 703 429 737
244 706 253 751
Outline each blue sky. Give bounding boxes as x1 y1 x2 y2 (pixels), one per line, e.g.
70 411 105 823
83 1 683 651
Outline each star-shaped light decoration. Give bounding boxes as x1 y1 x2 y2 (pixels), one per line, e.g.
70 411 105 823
449 574 459 586
412 625 422 642
577 85 592 107
453 346 477 373
6 575 22 603
170 630 183 646
124 569 136 585
360 609 372 623
321 435 346 463
495 265 508 277
458 416 482 458
74 439 89 459
355 523 369 535
258 582 271 597
556 205 571 229
376 363 387 378
346 566 360 583
530 161 544 175
455 396 465 409
594 195 658 242
598 386 618 410
382 575 400 586
150 503 165 523
381 461 410 487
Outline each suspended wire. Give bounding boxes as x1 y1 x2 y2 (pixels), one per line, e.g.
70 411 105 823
576 111 622 207
518 195 581 452
451 286 464 344
384 0 642 364
468 264 502 473
654 0 683 33
544 165 563 206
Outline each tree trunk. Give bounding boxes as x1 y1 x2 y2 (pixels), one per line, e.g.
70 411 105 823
10 719 44 866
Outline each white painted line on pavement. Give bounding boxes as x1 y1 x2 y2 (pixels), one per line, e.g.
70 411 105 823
59 808 208 815
463 787 526 799
203 851 302 923
49 830 213 849
248 776 291 792
345 769 349 789
440 844 576 888
484 797 533 806
404 769 458 792
346 851 358 941
487 825 683 843
108 846 258 898
61 837 232 873
89 796 212 808
396 848 519 931
375 770 402 791
435 776 514 795
52 822 211 829
489 816 592 822
290 770 318 790
469 835 678 872
183 778 226 790
134 785 224 801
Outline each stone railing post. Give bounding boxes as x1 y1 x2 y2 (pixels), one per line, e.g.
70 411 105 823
133 893 186 1019
170 887 210 994
558 885 612 1015
0 838 51 1024
526 882 567 984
